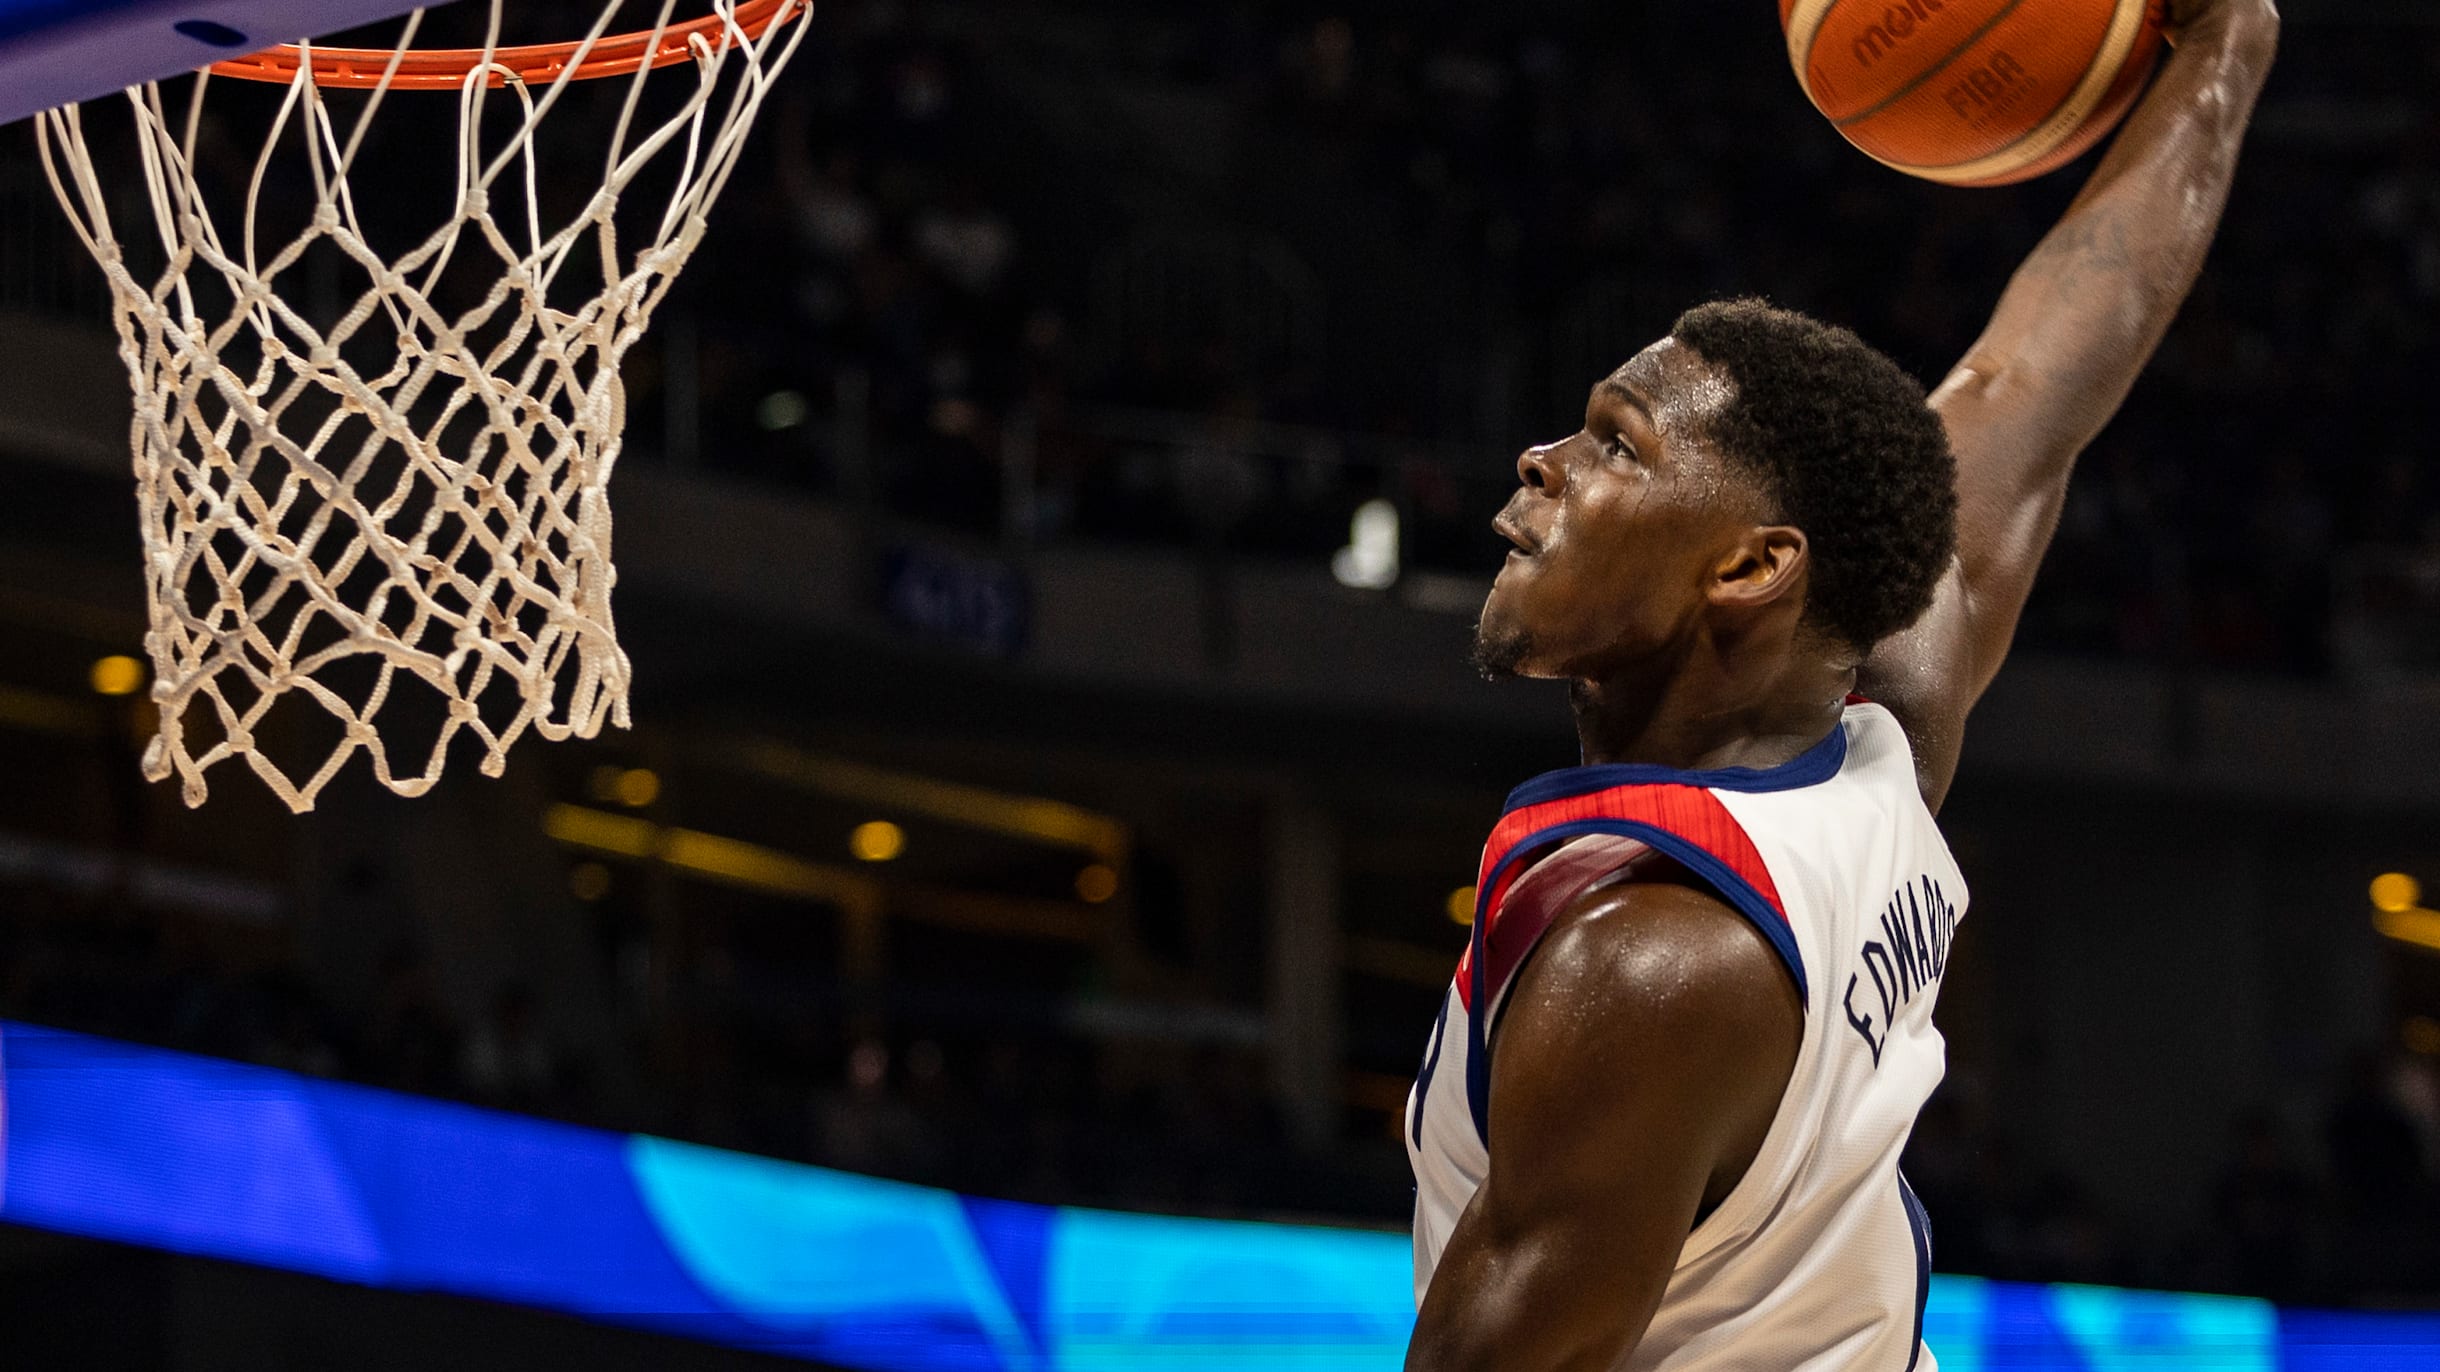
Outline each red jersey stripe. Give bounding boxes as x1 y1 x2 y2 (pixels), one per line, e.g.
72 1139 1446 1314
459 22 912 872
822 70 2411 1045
1455 783 1787 1011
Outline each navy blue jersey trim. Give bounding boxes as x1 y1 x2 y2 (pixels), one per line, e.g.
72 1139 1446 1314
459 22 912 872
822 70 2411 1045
1463 817 1809 1144
1502 723 1848 810
1900 1168 1933 1371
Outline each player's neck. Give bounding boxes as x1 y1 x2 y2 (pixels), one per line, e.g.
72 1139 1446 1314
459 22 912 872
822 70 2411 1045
1568 638 1855 774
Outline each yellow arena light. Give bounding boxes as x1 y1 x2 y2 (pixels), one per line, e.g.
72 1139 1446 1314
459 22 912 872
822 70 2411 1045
850 821 906 863
2377 908 2440 956
1075 864 1120 904
89 655 144 697
614 768 662 808
1447 886 1479 927
2369 872 2440 955
2371 872 2422 915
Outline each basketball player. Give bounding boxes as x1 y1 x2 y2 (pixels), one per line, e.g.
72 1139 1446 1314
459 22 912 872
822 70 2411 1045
1404 2 2279 1367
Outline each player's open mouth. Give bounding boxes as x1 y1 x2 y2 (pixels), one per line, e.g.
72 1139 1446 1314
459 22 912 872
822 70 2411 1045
1494 515 1540 558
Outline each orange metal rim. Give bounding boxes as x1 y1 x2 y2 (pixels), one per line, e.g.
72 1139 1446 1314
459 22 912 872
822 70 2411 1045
205 0 805 90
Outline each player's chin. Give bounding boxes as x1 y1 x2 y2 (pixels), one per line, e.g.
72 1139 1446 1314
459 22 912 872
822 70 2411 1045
1470 597 1538 681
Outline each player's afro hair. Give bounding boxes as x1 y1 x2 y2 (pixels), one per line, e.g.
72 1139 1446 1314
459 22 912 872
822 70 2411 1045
1670 298 1957 656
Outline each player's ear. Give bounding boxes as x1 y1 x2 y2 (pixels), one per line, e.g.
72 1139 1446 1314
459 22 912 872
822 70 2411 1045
1708 525 1808 614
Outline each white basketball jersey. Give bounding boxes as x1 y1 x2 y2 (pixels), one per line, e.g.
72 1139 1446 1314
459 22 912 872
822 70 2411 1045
1406 700 1965 1371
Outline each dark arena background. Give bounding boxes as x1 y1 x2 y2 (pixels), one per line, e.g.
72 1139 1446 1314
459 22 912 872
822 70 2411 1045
2 0 2440 1367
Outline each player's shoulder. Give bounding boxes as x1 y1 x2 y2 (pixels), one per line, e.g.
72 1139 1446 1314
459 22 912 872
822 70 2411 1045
1513 878 1800 1047
1486 877 1802 1154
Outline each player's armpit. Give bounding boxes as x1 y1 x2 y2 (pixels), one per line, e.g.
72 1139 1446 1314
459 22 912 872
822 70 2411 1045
1405 881 1802 1372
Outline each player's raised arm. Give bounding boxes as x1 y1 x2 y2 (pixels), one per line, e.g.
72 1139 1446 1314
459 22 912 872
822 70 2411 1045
1860 0 2280 809
1404 883 1802 1372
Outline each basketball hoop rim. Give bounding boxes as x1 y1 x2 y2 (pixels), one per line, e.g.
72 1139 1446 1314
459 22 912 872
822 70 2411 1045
203 0 806 90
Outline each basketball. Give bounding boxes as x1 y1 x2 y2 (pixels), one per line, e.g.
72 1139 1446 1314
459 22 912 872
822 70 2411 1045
1782 0 2168 186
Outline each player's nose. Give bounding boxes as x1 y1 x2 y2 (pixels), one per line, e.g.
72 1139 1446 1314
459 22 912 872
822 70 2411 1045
1516 441 1565 496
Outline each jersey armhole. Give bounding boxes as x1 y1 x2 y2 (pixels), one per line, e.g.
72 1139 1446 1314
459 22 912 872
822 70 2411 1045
1462 789 1812 1146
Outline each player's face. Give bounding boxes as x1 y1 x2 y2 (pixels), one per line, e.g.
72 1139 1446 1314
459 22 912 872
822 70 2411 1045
1474 339 1773 681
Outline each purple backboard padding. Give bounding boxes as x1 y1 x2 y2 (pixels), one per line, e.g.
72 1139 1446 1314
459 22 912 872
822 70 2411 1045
0 0 431 127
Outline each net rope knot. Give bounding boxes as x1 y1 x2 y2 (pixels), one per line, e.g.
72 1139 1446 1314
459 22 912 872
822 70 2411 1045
36 0 810 812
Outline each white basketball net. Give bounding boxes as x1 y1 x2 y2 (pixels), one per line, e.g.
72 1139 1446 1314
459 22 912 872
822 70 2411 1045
33 2 807 811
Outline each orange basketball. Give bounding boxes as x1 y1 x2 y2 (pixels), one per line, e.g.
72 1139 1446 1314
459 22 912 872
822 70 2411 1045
1781 0 2168 187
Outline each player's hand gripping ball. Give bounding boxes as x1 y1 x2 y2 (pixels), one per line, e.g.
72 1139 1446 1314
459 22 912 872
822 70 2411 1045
1782 0 2168 186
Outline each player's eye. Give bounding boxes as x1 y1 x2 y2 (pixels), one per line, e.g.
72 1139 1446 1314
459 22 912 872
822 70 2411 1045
1604 435 1635 463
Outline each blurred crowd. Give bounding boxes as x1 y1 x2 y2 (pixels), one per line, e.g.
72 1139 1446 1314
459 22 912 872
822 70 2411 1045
7 865 2440 1306
0 871 1402 1222
1904 1056 2440 1304
643 0 2440 675
4 1 2434 669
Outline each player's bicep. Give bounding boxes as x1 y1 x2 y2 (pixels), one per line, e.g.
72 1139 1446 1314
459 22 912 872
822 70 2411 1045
1406 886 1801 1372
1415 1022 1712 1368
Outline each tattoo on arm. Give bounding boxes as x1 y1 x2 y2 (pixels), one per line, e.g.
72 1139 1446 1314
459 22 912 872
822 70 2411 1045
2022 205 2135 295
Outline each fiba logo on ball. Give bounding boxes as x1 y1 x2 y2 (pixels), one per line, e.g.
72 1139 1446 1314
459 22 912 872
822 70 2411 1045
1786 0 2167 186
1851 0 1950 68
1946 51 2031 127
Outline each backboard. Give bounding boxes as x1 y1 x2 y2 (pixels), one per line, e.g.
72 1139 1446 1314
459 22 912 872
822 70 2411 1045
0 0 428 126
